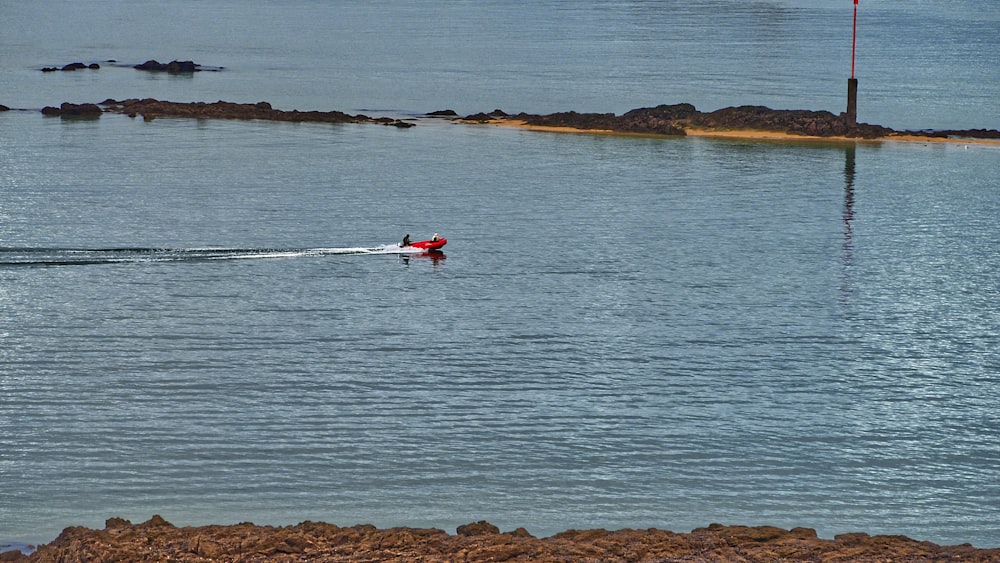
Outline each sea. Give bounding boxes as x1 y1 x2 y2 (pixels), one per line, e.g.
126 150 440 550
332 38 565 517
2 0 999 551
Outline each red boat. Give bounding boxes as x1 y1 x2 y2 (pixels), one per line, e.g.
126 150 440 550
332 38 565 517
408 237 447 251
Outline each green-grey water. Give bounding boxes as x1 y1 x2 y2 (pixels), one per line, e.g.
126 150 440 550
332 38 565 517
2 0 998 549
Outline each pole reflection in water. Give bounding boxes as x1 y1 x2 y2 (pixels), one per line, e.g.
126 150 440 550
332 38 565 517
839 143 856 305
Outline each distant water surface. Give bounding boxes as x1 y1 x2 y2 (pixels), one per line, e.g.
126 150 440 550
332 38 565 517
2 0 998 128
2 0 999 550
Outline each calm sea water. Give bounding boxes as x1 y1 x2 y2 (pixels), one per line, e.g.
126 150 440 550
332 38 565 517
2 0 999 550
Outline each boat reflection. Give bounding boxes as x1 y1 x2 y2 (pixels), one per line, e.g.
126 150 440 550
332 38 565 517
400 251 446 265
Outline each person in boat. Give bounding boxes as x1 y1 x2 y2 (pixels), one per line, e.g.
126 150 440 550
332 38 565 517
402 234 411 247
431 233 440 242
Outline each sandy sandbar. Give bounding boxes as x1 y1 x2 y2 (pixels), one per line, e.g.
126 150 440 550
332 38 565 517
468 119 1000 146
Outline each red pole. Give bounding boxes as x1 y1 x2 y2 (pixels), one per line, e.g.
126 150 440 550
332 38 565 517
851 0 858 78
846 0 859 125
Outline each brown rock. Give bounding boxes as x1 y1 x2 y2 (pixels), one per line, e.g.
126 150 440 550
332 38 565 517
457 520 500 536
104 517 131 530
139 514 174 528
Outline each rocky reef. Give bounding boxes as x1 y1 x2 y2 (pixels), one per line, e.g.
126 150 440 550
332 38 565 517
34 98 415 127
14 95 1000 139
463 104 1000 140
4 516 998 562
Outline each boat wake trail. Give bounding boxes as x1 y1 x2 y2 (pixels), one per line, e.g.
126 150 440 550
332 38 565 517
0 244 417 267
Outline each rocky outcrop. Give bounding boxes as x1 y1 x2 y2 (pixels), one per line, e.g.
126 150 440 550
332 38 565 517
98 98 414 127
909 128 1000 139
467 104 1000 140
41 62 100 72
686 105 894 138
512 104 692 136
466 103 896 138
133 59 200 73
40 102 103 117
0 104 9 112
6 516 998 562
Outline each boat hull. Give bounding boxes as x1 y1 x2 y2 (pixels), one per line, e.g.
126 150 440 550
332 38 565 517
409 238 446 251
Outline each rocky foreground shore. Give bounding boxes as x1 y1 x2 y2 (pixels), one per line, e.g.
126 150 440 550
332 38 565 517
4 516 998 562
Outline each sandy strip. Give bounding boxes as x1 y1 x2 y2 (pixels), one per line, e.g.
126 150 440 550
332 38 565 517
687 128 1000 146
467 119 1000 146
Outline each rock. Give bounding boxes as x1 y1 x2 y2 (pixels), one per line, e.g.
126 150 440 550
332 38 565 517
134 59 200 73
139 514 174 528
60 102 102 116
167 60 198 73
456 521 500 536
104 517 131 530
427 109 458 116
40 102 102 117
190 535 224 558
509 527 534 538
40 62 99 72
462 112 496 122
0 104 9 112
516 108 688 136
930 128 1000 139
